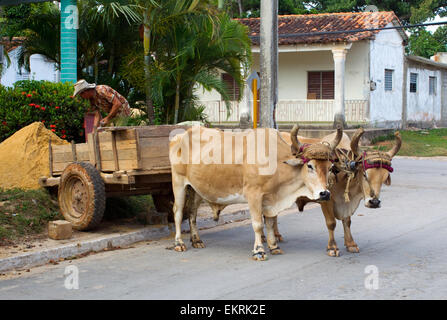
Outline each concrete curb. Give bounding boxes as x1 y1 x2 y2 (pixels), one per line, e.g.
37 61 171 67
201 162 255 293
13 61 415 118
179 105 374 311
0 209 251 273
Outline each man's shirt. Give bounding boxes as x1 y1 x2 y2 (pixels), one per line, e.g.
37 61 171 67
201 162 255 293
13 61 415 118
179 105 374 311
90 85 131 117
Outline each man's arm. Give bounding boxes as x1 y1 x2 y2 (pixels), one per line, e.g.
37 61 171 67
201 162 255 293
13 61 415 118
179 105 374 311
93 110 102 129
101 96 122 126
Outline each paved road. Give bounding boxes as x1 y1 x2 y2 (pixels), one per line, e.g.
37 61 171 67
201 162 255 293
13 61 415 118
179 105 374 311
1 158 447 299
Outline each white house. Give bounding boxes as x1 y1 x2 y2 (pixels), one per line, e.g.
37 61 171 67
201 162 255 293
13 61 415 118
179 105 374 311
0 38 59 87
198 11 447 128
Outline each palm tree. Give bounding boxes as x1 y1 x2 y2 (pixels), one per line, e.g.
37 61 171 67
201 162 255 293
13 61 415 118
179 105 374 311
16 3 60 71
147 10 251 124
137 0 218 123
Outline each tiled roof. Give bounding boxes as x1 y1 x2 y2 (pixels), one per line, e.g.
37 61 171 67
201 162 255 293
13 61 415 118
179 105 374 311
0 37 24 53
238 11 405 45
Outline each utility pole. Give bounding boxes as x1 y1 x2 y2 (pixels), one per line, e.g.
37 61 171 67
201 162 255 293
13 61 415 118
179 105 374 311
218 0 224 9
259 0 278 128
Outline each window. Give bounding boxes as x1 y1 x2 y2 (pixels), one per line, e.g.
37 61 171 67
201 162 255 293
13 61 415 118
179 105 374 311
410 73 418 93
384 69 393 91
222 73 240 101
429 76 437 95
307 71 334 99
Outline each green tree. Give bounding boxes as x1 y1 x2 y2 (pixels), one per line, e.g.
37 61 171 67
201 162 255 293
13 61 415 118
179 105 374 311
407 27 447 58
122 10 252 124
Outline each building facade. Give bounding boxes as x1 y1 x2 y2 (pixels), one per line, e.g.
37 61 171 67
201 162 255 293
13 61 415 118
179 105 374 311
197 12 447 128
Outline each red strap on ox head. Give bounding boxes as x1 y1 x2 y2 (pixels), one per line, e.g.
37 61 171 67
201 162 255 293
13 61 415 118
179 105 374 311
362 152 394 173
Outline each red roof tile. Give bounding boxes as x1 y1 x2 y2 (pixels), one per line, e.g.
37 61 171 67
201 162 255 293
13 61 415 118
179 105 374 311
0 37 25 53
237 11 405 45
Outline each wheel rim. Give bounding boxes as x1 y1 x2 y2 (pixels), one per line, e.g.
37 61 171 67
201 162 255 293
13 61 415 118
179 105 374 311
62 175 89 220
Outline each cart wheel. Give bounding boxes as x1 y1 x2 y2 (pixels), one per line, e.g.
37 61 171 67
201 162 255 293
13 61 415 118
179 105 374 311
58 162 106 230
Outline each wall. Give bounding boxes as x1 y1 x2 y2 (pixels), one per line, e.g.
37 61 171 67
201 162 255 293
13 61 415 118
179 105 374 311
406 63 442 123
0 47 59 87
196 41 370 102
369 23 405 127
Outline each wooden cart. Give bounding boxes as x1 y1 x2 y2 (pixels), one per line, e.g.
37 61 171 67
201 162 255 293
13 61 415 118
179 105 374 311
39 125 186 230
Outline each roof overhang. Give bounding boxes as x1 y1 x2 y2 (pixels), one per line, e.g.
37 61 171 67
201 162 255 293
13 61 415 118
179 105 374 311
406 55 447 70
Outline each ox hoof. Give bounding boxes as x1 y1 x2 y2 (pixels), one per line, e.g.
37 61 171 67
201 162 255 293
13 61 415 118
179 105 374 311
191 240 206 249
346 246 360 253
327 248 340 257
174 242 187 252
252 252 268 261
270 247 284 255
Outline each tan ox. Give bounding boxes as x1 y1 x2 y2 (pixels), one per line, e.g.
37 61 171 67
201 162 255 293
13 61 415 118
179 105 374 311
273 128 402 256
169 125 342 261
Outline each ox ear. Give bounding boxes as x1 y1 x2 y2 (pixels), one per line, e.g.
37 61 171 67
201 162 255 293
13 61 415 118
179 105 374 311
384 175 391 186
284 158 304 167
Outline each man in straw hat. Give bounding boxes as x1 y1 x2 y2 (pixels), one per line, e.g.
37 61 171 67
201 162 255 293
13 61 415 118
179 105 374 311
73 79 131 129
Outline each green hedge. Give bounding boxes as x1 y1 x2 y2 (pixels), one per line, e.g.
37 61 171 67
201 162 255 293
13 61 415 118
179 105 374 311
0 80 90 143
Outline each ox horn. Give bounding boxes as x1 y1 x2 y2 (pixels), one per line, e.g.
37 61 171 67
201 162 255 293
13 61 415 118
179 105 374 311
350 127 365 156
387 131 402 158
328 123 343 151
290 124 302 155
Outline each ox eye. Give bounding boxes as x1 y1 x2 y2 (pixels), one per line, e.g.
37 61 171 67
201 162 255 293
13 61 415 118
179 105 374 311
307 164 314 170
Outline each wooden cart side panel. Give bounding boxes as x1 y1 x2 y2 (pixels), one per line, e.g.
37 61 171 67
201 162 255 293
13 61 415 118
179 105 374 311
51 126 186 175
137 125 186 170
52 129 141 174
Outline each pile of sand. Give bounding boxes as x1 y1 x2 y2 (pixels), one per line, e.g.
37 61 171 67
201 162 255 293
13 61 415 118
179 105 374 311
0 122 68 190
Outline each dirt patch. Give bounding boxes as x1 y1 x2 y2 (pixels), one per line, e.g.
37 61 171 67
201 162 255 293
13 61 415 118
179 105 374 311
0 122 68 190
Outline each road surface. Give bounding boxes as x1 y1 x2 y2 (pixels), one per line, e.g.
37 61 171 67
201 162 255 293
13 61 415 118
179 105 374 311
1 158 446 299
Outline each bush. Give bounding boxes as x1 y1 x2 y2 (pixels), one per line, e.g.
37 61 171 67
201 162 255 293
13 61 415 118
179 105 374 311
0 80 90 143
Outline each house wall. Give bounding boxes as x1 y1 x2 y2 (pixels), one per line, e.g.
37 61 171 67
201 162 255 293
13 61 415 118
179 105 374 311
197 41 370 102
442 71 447 126
369 23 405 127
0 47 59 87
406 63 442 123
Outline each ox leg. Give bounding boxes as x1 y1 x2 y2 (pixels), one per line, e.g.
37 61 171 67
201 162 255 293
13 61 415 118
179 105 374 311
273 216 284 242
189 191 205 249
342 217 359 253
172 184 187 252
321 202 340 257
248 198 267 261
265 216 284 255
261 216 283 243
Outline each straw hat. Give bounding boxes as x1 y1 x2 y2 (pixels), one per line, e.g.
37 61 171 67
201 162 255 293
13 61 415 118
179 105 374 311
73 79 96 96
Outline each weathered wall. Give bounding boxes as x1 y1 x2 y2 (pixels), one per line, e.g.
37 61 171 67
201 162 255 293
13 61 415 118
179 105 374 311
369 23 405 128
406 63 442 123
442 71 447 126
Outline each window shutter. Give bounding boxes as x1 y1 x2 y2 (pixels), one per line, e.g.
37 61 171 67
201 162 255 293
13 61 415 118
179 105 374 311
307 72 321 99
384 69 393 91
321 71 334 99
429 76 436 95
222 73 239 101
410 73 418 93
307 71 334 99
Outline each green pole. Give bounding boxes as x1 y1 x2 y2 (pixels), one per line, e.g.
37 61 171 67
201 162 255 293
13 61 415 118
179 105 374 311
60 0 77 83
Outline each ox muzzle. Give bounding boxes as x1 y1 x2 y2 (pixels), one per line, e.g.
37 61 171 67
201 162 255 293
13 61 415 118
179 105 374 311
366 197 381 208
318 191 331 201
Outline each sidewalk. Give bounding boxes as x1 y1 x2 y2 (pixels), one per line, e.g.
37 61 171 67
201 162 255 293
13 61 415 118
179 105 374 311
0 203 256 273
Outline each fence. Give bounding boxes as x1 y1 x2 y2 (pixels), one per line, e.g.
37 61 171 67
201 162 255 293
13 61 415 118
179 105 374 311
202 99 368 123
